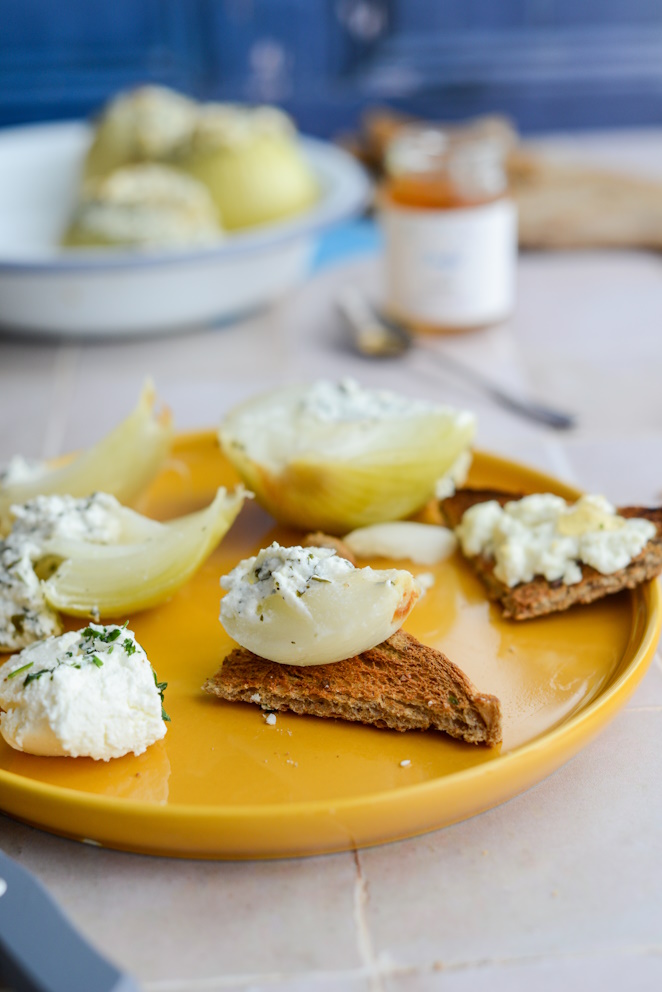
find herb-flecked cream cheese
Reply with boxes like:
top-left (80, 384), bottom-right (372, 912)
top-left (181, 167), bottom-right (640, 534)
top-left (0, 623), bottom-right (168, 760)
top-left (455, 493), bottom-right (656, 587)
top-left (219, 542), bottom-right (419, 666)
top-left (0, 493), bottom-right (122, 650)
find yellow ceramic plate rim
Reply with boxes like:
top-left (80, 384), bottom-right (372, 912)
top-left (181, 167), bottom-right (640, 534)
top-left (0, 581), bottom-right (657, 818)
top-left (0, 440), bottom-right (659, 854)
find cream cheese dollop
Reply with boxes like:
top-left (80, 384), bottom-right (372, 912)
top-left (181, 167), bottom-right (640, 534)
top-left (220, 542), bottom-right (419, 665)
top-left (10, 492), bottom-right (123, 547)
top-left (0, 623), bottom-right (168, 760)
top-left (0, 456), bottom-right (46, 489)
top-left (221, 378), bottom-right (474, 472)
top-left (456, 493), bottom-right (657, 587)
top-left (0, 493), bottom-right (123, 650)
top-left (299, 377), bottom-right (443, 424)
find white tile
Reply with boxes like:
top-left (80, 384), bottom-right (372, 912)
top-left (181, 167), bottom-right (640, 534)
top-left (561, 436), bottom-right (662, 507)
top-left (513, 253), bottom-right (662, 438)
top-left (0, 967), bottom-right (371, 992)
top-left (144, 974), bottom-right (370, 992)
top-left (627, 651), bottom-right (662, 708)
top-left (383, 951), bottom-right (662, 992)
top-left (360, 709), bottom-right (662, 970)
top-left (0, 340), bottom-right (64, 459)
top-left (0, 821), bottom-right (361, 983)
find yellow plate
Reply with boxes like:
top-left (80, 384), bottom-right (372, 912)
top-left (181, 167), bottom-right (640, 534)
top-left (0, 432), bottom-right (659, 859)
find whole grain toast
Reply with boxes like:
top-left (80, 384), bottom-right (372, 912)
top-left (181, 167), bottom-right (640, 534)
top-left (441, 488), bottom-right (662, 620)
top-left (203, 628), bottom-right (502, 746)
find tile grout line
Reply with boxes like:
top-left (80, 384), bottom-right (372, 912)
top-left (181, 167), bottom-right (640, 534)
top-left (353, 849), bottom-right (385, 992)
top-left (41, 344), bottom-right (81, 460)
top-left (140, 941), bottom-right (662, 991)
top-left (414, 942), bottom-right (662, 977)
top-left (142, 966), bottom-right (369, 991)
top-left (143, 850), bottom-right (386, 992)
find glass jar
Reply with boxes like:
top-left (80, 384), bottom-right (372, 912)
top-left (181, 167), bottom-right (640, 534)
top-left (379, 122), bottom-right (517, 333)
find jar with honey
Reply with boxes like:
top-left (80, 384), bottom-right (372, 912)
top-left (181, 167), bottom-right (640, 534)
top-left (379, 122), bottom-right (517, 333)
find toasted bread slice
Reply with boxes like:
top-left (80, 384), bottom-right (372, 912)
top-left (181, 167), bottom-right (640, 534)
top-left (203, 628), bottom-right (502, 746)
top-left (441, 488), bottom-right (662, 620)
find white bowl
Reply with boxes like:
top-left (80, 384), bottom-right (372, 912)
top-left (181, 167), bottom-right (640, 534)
top-left (0, 121), bottom-right (370, 337)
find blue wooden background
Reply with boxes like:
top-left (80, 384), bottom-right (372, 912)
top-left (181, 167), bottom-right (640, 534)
top-left (2, 0), bottom-right (662, 135)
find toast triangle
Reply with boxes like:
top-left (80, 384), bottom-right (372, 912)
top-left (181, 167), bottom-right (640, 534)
top-left (441, 488), bottom-right (662, 620)
top-left (203, 628), bottom-right (502, 746)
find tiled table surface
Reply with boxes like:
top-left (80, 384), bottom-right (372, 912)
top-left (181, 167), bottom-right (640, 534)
top-left (2, 131), bottom-right (662, 991)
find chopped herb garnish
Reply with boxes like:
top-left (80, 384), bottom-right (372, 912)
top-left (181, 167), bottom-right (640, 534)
top-left (153, 670), bottom-right (170, 722)
top-left (122, 638), bottom-right (136, 656)
top-left (96, 627), bottom-right (120, 643)
top-left (24, 668), bottom-right (51, 687)
top-left (10, 614), bottom-right (25, 635)
top-left (91, 655), bottom-right (103, 668)
top-left (6, 662), bottom-right (33, 680)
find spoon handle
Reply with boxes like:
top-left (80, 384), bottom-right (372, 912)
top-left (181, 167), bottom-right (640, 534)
top-left (417, 343), bottom-right (576, 431)
top-left (341, 289), bottom-right (577, 431)
top-left (0, 849), bottom-right (140, 992)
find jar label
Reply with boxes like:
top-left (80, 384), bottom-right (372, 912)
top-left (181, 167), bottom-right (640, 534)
top-left (382, 199), bottom-right (517, 328)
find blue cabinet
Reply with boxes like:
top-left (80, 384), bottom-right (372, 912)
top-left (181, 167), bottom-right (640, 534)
top-left (2, 1), bottom-right (662, 133)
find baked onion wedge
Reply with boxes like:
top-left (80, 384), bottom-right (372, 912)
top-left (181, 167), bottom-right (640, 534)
top-left (42, 486), bottom-right (247, 617)
top-left (0, 381), bottom-right (173, 535)
top-left (219, 381), bottom-right (475, 534)
top-left (220, 543), bottom-right (419, 666)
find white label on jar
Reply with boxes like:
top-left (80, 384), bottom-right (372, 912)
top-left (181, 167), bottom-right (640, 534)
top-left (382, 198), bottom-right (517, 327)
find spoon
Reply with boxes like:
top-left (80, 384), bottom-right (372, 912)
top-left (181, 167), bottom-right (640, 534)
top-left (337, 288), bottom-right (576, 431)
